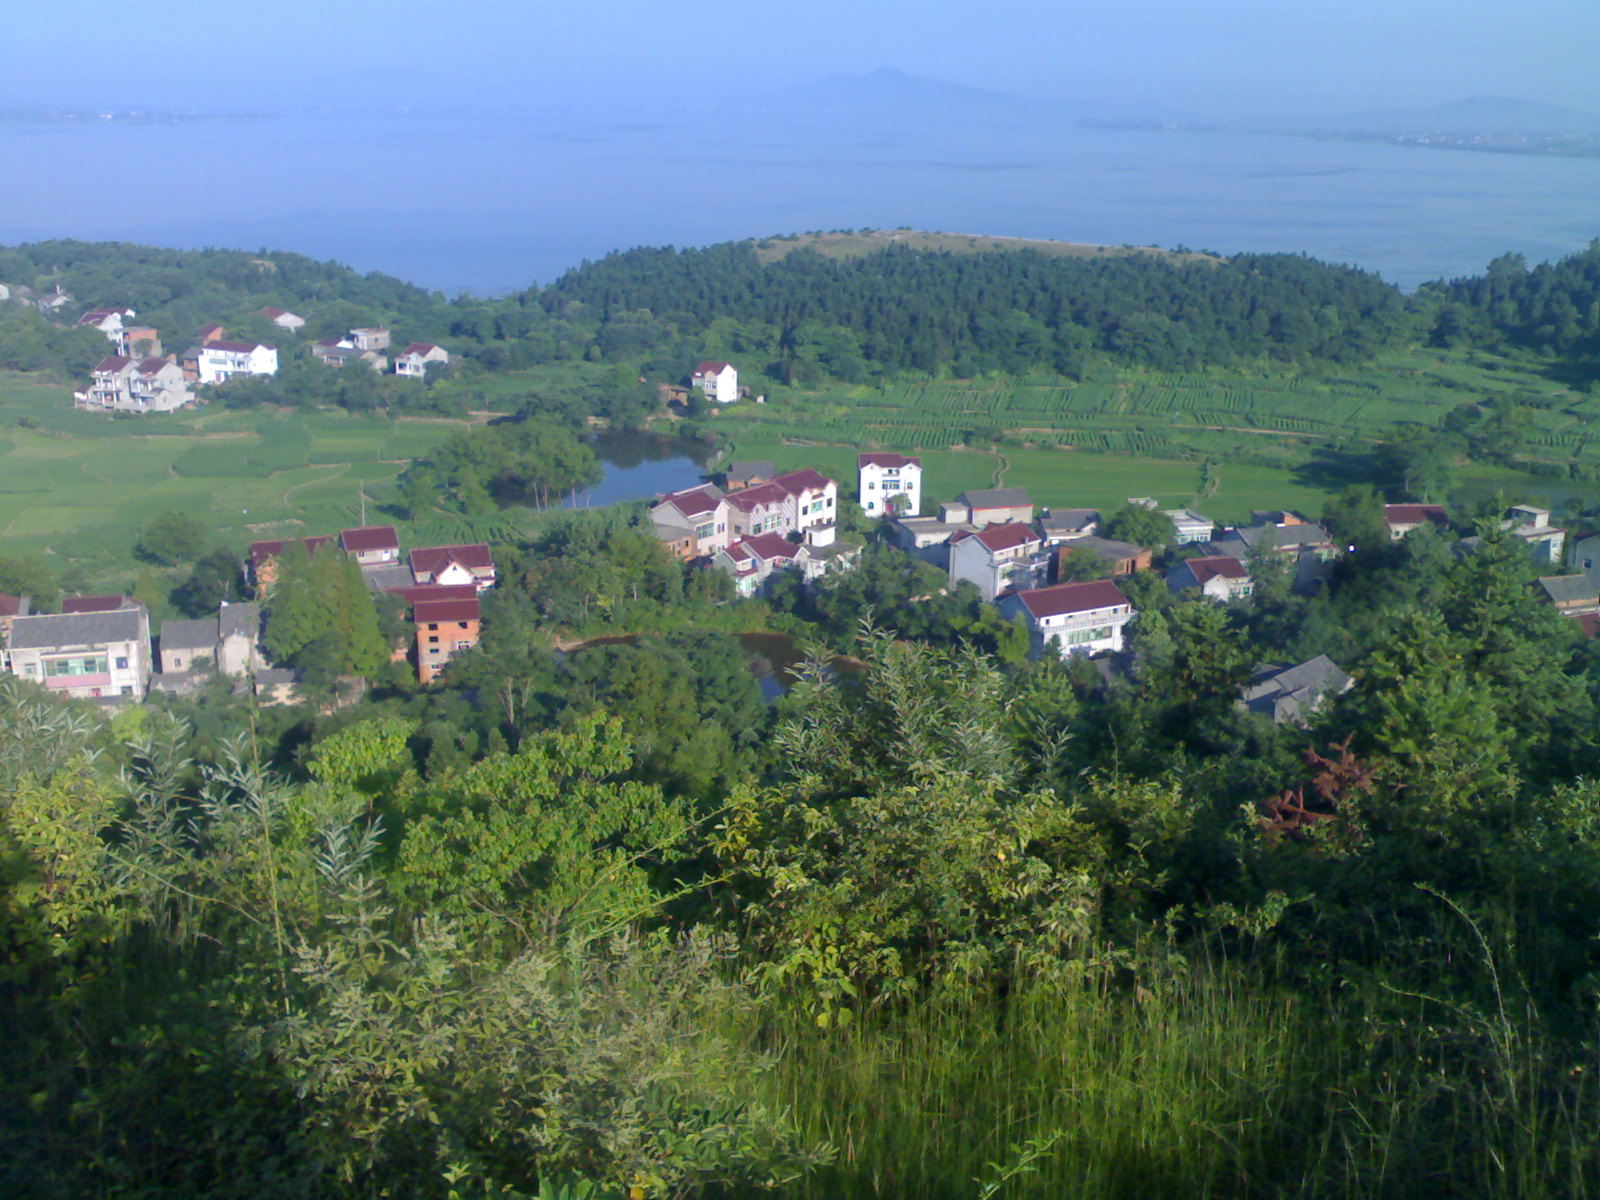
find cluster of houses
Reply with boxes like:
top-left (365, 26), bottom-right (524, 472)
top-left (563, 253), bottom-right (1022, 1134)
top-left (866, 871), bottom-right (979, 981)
top-left (247, 525), bottom-right (495, 685)
top-left (66, 304), bottom-right (450, 415)
top-left (645, 448), bottom-right (1598, 725)
top-left (0, 527), bottom-right (497, 707)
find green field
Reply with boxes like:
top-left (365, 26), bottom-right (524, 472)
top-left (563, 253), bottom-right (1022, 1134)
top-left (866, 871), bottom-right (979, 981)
top-left (714, 348), bottom-right (1600, 522)
top-left (0, 373), bottom-right (498, 590)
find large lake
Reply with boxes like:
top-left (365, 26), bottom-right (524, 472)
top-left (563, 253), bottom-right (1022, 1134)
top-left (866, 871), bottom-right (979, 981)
top-left (0, 108), bottom-right (1596, 293)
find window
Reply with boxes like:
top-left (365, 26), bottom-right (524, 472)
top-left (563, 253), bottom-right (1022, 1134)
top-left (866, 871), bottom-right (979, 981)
top-left (457, 621), bottom-right (468, 630)
top-left (428, 635), bottom-right (439, 644)
top-left (45, 655), bottom-right (109, 678)
top-left (115, 656), bottom-right (129, 670)
top-left (1066, 626), bottom-right (1113, 645)
top-left (455, 640), bottom-right (472, 651)
top-left (121, 686), bottom-right (133, 696)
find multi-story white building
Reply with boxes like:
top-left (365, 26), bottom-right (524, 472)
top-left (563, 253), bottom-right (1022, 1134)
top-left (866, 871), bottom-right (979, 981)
top-left (76, 355), bottom-right (193, 414)
top-left (394, 342), bottom-right (450, 377)
top-left (196, 341), bottom-right (279, 384)
top-left (651, 485), bottom-right (731, 559)
top-left (1001, 579), bottom-right (1134, 659)
top-left (858, 452), bottom-right (922, 517)
top-left (948, 522), bottom-right (1049, 601)
top-left (4, 607), bottom-right (152, 702)
top-left (691, 360), bottom-right (739, 404)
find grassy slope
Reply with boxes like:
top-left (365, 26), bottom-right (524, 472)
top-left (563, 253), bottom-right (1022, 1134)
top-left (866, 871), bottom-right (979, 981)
top-left (751, 229), bottom-right (1216, 266)
top-left (710, 347), bottom-right (1595, 523)
top-left (0, 373), bottom-right (493, 590)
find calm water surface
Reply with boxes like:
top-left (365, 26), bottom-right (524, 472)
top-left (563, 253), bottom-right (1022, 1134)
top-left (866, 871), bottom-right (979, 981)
top-left (0, 111), bottom-right (1594, 292)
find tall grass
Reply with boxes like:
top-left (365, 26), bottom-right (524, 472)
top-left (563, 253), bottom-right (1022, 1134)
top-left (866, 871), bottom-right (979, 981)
top-left (738, 959), bottom-right (1600, 1200)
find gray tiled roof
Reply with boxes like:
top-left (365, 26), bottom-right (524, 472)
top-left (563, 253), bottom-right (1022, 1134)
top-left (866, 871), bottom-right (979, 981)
top-left (160, 618), bottom-right (217, 653)
top-left (959, 487), bottom-right (1032, 509)
top-left (217, 603), bottom-right (260, 640)
top-left (8, 609), bottom-right (146, 650)
top-left (1539, 575), bottom-right (1599, 606)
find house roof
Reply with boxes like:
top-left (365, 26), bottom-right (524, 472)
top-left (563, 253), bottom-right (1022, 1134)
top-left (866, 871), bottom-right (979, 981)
top-left (1225, 522), bottom-right (1332, 551)
top-left (1038, 508), bottom-right (1101, 533)
top-left (93, 355), bottom-right (134, 373)
top-left (743, 532), bottom-right (798, 561)
top-left (959, 522), bottom-right (1039, 553)
top-left (694, 360), bottom-right (733, 374)
top-left (657, 484), bottom-right (724, 519)
top-left (204, 340), bottom-right (268, 354)
top-left (1384, 503), bottom-right (1448, 526)
top-left (249, 535), bottom-right (335, 570)
top-left (1184, 555), bottom-right (1249, 583)
top-left (409, 543), bottom-right (494, 576)
top-left (61, 594), bottom-right (134, 614)
top-left (135, 357), bottom-right (172, 375)
top-left (726, 480), bottom-right (790, 512)
top-left (1243, 655), bottom-right (1352, 721)
top-left (340, 525), bottom-right (400, 553)
top-left (160, 617), bottom-right (217, 653)
top-left (399, 342), bottom-right (440, 357)
top-left (414, 598), bottom-right (480, 624)
top-left (217, 602), bottom-right (259, 640)
top-left (0, 593), bottom-right (29, 618)
top-left (859, 452), bottom-right (920, 470)
top-left (773, 468), bottom-right (833, 494)
top-left (726, 460), bottom-right (774, 481)
top-left (1017, 579), bottom-right (1129, 619)
top-left (8, 608), bottom-right (146, 650)
top-left (1538, 575), bottom-right (1599, 606)
top-left (78, 308), bottom-right (129, 325)
top-left (1068, 536), bottom-right (1145, 562)
top-left (959, 487), bottom-right (1032, 511)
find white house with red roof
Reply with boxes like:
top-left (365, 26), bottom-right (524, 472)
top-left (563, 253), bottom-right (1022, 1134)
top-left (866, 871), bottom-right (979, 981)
top-left (1166, 554), bottom-right (1253, 602)
top-left (651, 485), bottom-right (730, 559)
top-left (1000, 579), bottom-right (1135, 659)
top-left (1382, 503), bottom-right (1449, 541)
top-left (259, 306), bottom-right (306, 331)
top-left (948, 522), bottom-right (1048, 601)
top-left (691, 360), bottom-right (739, 404)
top-left (340, 525), bottom-right (402, 568)
top-left (858, 452), bottom-right (922, 517)
top-left (76, 354), bottom-right (193, 414)
top-left (77, 308), bottom-right (136, 336)
top-left (712, 533), bottom-right (802, 597)
top-left (409, 543), bottom-right (496, 592)
top-left (196, 341), bottom-right (278, 384)
top-left (725, 469), bottom-right (838, 539)
top-left (394, 342), bottom-right (450, 377)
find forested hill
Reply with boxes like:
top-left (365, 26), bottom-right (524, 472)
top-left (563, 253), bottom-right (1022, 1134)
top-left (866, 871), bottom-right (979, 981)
top-left (0, 239), bottom-right (444, 346)
top-left (539, 241), bottom-right (1415, 376)
top-left (1426, 239), bottom-right (1600, 365)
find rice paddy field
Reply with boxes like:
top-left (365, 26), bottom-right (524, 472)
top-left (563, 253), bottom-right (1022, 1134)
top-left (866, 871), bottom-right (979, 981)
top-left (0, 372), bottom-right (518, 589)
top-left (714, 348), bottom-right (1600, 520)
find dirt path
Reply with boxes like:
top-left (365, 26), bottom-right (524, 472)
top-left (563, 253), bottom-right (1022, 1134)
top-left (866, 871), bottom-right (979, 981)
top-left (280, 462), bottom-right (349, 508)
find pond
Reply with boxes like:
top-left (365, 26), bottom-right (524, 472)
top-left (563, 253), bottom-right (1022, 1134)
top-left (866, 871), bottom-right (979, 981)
top-left (561, 630), bottom-right (854, 704)
top-left (565, 429), bottom-right (715, 509)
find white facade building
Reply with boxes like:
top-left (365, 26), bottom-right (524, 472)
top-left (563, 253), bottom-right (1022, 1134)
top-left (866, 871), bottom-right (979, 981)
top-left (1002, 579), bottom-right (1135, 659)
top-left (858, 452), bottom-right (922, 517)
top-left (395, 342), bottom-right (450, 377)
top-left (692, 360), bottom-right (739, 404)
top-left (196, 341), bottom-right (279, 384)
top-left (5, 607), bottom-right (152, 702)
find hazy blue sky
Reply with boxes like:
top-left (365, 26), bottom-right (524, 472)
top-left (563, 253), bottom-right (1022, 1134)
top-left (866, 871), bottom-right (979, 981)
top-left (6, 0), bottom-right (1598, 117)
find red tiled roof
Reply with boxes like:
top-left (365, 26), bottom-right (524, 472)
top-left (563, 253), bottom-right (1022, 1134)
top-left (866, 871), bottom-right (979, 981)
top-left (0, 593), bottom-right (27, 618)
top-left (93, 355), bottom-right (133, 373)
top-left (693, 360), bottom-right (732, 375)
top-left (61, 594), bottom-right (130, 613)
top-left (1185, 555), bottom-right (1249, 583)
top-left (743, 532), bottom-right (798, 561)
top-left (249, 535), bottom-right (334, 569)
top-left (414, 598), bottom-right (480, 624)
top-left (725, 480), bottom-right (789, 513)
top-left (340, 525), bottom-right (400, 553)
top-left (205, 340), bottom-right (266, 354)
top-left (859, 452), bottom-right (920, 470)
top-left (1578, 613), bottom-right (1600, 639)
top-left (1018, 579), bottom-right (1129, 619)
top-left (972, 522), bottom-right (1040, 553)
top-left (260, 306), bottom-right (287, 318)
top-left (1383, 504), bottom-right (1448, 526)
top-left (198, 323), bottom-right (224, 335)
top-left (658, 486), bottom-right (723, 519)
top-left (400, 342), bottom-right (439, 356)
top-left (774, 468), bottom-right (833, 494)
top-left (136, 357), bottom-right (170, 374)
top-left (409, 543), bottom-right (494, 577)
